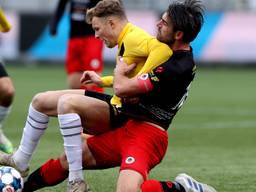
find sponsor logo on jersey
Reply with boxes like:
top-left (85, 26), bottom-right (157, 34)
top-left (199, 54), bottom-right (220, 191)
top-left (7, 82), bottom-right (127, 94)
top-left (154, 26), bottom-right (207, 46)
top-left (138, 74), bottom-right (149, 80)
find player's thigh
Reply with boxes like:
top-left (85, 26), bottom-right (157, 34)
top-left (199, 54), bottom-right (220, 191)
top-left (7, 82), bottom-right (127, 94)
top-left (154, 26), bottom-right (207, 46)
top-left (116, 170), bottom-right (144, 192)
top-left (32, 89), bottom-right (85, 116)
top-left (73, 95), bottom-right (111, 134)
top-left (57, 93), bottom-right (111, 134)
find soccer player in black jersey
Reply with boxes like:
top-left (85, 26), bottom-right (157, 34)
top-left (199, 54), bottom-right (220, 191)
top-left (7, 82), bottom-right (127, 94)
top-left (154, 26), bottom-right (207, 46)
top-left (50, 0), bottom-right (104, 91)
top-left (0, 0), bottom-right (217, 192)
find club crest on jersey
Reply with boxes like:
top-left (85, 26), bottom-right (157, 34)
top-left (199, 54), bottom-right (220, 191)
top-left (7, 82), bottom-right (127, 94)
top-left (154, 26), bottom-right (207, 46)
top-left (138, 74), bottom-right (149, 80)
top-left (125, 156), bottom-right (135, 164)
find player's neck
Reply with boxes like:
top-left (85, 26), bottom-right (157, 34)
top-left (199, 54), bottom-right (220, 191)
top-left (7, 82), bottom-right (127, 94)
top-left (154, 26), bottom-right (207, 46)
top-left (171, 42), bottom-right (190, 51)
top-left (116, 19), bottom-right (129, 37)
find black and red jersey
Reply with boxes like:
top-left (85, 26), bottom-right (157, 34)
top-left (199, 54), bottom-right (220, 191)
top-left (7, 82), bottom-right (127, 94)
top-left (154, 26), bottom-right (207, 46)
top-left (119, 49), bottom-right (196, 130)
top-left (50, 0), bottom-right (100, 38)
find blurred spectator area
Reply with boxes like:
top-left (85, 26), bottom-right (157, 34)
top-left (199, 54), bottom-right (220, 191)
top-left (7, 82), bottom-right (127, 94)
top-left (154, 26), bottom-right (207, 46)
top-left (1, 0), bottom-right (256, 65)
top-left (2, 0), bottom-right (256, 12)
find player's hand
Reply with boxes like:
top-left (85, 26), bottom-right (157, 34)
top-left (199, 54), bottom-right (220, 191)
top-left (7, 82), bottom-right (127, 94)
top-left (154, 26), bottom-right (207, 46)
top-left (80, 70), bottom-right (102, 86)
top-left (115, 56), bottom-right (136, 75)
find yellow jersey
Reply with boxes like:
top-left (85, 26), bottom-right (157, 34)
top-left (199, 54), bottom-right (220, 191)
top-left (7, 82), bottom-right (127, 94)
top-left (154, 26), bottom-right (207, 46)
top-left (101, 22), bottom-right (172, 106)
top-left (0, 8), bottom-right (11, 32)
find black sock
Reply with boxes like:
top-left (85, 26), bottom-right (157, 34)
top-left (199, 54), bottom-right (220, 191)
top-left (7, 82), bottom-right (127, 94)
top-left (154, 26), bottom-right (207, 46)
top-left (160, 181), bottom-right (186, 192)
top-left (23, 168), bottom-right (47, 192)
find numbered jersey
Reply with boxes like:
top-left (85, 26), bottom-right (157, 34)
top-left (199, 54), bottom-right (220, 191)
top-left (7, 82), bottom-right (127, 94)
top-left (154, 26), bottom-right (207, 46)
top-left (119, 49), bottom-right (196, 130)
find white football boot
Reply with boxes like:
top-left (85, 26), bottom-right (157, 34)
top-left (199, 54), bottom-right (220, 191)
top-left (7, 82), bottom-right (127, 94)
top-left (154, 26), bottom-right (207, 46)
top-left (175, 173), bottom-right (217, 192)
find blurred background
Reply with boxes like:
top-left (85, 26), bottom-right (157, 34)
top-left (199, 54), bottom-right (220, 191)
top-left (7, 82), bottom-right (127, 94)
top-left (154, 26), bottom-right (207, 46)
top-left (1, 0), bottom-right (256, 66)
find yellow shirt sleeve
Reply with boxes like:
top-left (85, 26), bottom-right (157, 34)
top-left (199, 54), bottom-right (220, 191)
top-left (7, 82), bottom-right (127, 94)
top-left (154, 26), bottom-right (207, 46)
top-left (0, 8), bottom-right (11, 33)
top-left (121, 26), bottom-right (172, 76)
top-left (138, 38), bottom-right (173, 75)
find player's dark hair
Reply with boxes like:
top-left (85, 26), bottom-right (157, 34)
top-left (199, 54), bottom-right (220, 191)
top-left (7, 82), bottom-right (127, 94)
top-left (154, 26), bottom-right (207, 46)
top-left (167, 0), bottom-right (204, 43)
top-left (86, 0), bottom-right (126, 24)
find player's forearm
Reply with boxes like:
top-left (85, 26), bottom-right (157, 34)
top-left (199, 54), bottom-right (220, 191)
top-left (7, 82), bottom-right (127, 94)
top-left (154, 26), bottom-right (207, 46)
top-left (113, 71), bottom-right (141, 97)
top-left (114, 58), bottom-right (143, 97)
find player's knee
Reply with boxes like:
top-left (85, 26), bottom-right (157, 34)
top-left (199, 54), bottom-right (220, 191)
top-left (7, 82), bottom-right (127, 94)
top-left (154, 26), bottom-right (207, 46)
top-left (57, 94), bottom-right (78, 114)
top-left (32, 91), bottom-right (50, 111)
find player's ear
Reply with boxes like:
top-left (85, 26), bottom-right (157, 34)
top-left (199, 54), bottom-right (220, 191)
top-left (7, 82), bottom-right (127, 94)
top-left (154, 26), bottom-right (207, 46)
top-left (174, 31), bottom-right (183, 41)
top-left (108, 18), bottom-right (116, 29)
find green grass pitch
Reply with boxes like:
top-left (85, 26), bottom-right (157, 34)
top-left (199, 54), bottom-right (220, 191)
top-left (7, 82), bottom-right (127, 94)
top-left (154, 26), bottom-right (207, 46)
top-left (3, 65), bottom-right (256, 192)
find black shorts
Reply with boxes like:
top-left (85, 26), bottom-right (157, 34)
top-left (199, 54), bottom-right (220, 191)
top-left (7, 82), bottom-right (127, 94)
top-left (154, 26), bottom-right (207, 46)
top-left (0, 62), bottom-right (9, 78)
top-left (84, 90), bottom-right (128, 129)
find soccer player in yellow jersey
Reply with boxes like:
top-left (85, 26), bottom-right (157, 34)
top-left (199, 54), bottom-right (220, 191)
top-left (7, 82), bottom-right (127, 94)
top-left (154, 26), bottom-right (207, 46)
top-left (0, 7), bottom-right (15, 154)
top-left (84, 0), bottom-right (172, 106)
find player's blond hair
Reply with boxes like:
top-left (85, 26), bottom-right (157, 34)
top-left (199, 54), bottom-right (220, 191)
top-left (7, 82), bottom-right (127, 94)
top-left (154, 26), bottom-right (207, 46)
top-left (86, 0), bottom-right (126, 24)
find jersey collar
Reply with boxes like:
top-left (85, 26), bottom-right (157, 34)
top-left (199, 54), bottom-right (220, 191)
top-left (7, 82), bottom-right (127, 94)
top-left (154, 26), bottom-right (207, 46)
top-left (117, 22), bottom-right (133, 47)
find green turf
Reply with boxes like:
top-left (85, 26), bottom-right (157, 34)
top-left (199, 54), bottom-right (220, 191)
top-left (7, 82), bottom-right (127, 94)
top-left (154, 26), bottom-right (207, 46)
top-left (3, 65), bottom-right (256, 192)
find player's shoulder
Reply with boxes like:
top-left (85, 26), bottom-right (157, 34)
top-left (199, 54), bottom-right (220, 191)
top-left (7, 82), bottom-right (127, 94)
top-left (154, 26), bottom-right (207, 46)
top-left (149, 38), bottom-right (171, 49)
top-left (126, 23), bottom-right (154, 42)
top-left (124, 24), bottom-right (158, 49)
top-left (163, 50), bottom-right (195, 74)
